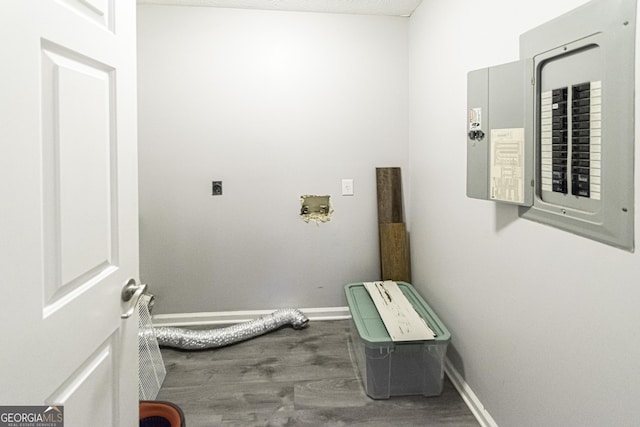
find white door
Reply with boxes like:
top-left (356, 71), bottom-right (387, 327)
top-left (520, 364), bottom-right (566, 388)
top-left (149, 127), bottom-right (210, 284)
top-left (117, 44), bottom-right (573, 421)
top-left (0, 1), bottom-right (139, 426)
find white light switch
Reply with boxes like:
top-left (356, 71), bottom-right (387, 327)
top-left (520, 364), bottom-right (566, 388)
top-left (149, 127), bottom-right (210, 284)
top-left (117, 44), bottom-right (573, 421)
top-left (342, 179), bottom-right (354, 196)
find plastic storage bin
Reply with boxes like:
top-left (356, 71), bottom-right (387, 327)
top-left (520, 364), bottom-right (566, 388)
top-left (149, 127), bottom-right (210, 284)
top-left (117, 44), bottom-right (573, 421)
top-left (345, 282), bottom-right (451, 399)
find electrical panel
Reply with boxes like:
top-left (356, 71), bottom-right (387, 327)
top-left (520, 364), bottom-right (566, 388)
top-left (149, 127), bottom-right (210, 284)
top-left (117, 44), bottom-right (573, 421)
top-left (466, 0), bottom-right (636, 251)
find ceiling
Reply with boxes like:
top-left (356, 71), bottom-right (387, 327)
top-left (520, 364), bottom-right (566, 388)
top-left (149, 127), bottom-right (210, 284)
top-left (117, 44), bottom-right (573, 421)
top-left (137, 0), bottom-right (424, 17)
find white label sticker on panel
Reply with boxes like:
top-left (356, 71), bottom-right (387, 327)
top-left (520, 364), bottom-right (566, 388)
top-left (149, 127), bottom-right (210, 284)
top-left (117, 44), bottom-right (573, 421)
top-left (468, 107), bottom-right (482, 131)
top-left (490, 128), bottom-right (525, 204)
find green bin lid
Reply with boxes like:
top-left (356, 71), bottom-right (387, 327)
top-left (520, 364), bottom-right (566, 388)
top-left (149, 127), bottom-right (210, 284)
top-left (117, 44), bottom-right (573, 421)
top-left (344, 282), bottom-right (451, 344)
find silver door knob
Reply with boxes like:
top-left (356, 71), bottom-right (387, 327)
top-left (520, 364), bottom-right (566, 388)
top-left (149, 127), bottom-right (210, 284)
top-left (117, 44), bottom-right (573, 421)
top-left (121, 278), bottom-right (148, 319)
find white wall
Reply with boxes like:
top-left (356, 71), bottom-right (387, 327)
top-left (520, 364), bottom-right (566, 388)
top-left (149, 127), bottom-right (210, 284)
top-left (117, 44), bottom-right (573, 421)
top-left (137, 6), bottom-right (409, 313)
top-left (409, 0), bottom-right (640, 426)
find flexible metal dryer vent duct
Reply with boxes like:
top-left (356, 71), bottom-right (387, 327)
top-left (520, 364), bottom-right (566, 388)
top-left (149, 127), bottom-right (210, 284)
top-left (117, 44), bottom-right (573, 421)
top-left (154, 308), bottom-right (309, 350)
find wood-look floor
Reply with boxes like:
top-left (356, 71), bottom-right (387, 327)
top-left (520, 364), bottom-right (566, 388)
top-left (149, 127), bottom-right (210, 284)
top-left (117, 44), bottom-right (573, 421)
top-left (157, 320), bottom-right (479, 427)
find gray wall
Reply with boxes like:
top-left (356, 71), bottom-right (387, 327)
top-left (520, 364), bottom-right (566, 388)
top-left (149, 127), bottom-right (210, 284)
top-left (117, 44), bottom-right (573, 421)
top-left (137, 6), bottom-right (409, 313)
top-left (409, 0), bottom-right (640, 425)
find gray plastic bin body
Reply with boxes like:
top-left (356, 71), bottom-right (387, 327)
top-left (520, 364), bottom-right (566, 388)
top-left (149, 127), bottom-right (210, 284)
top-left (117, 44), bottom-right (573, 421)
top-left (345, 282), bottom-right (451, 399)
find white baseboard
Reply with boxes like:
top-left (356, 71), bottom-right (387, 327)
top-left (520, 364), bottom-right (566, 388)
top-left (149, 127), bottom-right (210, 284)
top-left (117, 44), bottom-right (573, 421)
top-left (444, 358), bottom-right (499, 427)
top-left (151, 306), bottom-right (351, 327)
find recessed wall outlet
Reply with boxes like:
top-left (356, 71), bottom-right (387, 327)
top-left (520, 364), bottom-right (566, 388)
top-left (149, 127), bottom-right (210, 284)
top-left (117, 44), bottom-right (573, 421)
top-left (212, 181), bottom-right (223, 196)
top-left (300, 195), bottom-right (333, 223)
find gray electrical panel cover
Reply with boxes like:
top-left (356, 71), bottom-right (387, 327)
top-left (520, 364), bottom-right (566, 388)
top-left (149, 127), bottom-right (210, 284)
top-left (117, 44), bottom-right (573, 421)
top-left (467, 60), bottom-right (534, 206)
